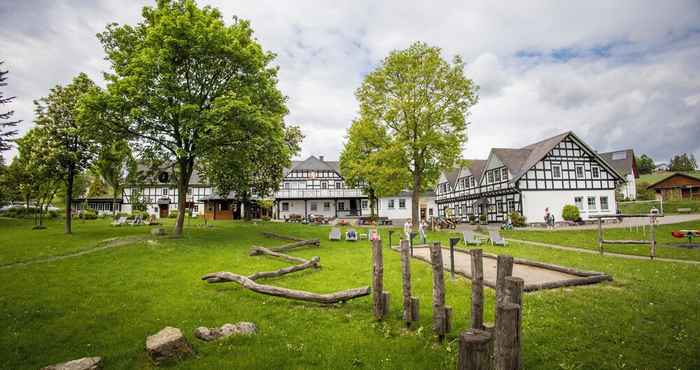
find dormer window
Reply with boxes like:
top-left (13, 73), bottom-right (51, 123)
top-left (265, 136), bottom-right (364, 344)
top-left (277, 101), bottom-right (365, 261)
top-left (158, 172), bottom-right (169, 183)
top-left (501, 168), bottom-right (508, 180)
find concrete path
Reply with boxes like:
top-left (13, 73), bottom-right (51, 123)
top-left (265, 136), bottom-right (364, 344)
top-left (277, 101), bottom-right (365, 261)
top-left (455, 214), bottom-right (700, 232)
top-left (496, 237), bottom-right (700, 265)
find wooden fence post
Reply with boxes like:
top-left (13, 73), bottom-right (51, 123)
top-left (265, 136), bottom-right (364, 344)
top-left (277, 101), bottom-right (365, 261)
top-left (494, 302), bottom-right (520, 370)
top-left (505, 276), bottom-right (524, 370)
top-left (650, 215), bottom-right (656, 260)
top-left (400, 239), bottom-right (419, 326)
top-left (372, 238), bottom-right (388, 320)
top-left (495, 255), bottom-right (514, 306)
top-left (470, 249), bottom-right (484, 330)
top-left (598, 217), bottom-right (603, 255)
top-left (430, 241), bottom-right (451, 340)
top-left (458, 329), bottom-right (492, 370)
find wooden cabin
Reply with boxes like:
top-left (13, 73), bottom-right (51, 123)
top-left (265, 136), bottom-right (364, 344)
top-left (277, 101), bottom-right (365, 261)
top-left (647, 173), bottom-right (700, 200)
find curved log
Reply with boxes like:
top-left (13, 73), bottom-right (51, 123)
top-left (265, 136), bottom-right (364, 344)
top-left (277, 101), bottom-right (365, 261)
top-left (249, 246), bottom-right (308, 264)
top-left (247, 257), bottom-right (320, 281)
top-left (201, 272), bottom-right (370, 304)
top-left (270, 239), bottom-right (320, 252)
top-left (260, 232), bottom-right (305, 242)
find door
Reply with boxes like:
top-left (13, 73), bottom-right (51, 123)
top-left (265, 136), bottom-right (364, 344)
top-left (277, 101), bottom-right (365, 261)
top-left (159, 204), bottom-right (169, 218)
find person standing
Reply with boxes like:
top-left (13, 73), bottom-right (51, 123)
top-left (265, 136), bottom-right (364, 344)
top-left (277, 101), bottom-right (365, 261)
top-left (419, 219), bottom-right (427, 243)
top-left (404, 219), bottom-right (412, 241)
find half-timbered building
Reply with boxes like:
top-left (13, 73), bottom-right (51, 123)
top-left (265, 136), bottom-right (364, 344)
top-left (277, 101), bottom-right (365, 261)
top-left (436, 131), bottom-right (625, 223)
top-left (274, 155), bottom-right (366, 220)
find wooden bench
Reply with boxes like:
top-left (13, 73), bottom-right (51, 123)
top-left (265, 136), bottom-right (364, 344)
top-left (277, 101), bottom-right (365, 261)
top-left (677, 208), bottom-right (692, 213)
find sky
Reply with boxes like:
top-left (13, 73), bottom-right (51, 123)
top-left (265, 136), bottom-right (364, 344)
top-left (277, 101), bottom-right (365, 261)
top-left (1, 0), bottom-right (700, 165)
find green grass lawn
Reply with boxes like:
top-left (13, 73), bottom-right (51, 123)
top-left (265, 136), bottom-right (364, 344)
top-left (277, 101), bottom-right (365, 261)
top-left (1, 218), bottom-right (699, 369)
top-left (618, 200), bottom-right (700, 215)
top-left (501, 220), bottom-right (700, 261)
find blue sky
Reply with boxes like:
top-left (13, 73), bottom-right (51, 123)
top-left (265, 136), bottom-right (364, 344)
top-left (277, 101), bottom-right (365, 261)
top-left (1, 0), bottom-right (699, 164)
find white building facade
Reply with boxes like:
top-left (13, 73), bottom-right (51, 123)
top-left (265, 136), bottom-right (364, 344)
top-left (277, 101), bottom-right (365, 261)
top-left (376, 191), bottom-right (437, 221)
top-left (436, 132), bottom-right (625, 224)
top-left (599, 149), bottom-right (639, 200)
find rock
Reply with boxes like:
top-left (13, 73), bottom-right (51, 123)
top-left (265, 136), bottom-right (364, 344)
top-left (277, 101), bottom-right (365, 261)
top-left (146, 326), bottom-right (193, 365)
top-left (41, 357), bottom-right (102, 370)
top-left (194, 322), bottom-right (257, 342)
top-left (150, 227), bottom-right (166, 236)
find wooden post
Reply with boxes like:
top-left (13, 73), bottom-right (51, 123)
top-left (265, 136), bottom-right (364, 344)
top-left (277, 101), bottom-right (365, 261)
top-left (495, 255), bottom-right (514, 306)
top-left (650, 215), bottom-right (656, 260)
top-left (430, 241), bottom-right (450, 340)
top-left (494, 302), bottom-right (521, 370)
top-left (400, 239), bottom-right (419, 326)
top-left (597, 217), bottom-right (603, 255)
top-left (505, 277), bottom-right (524, 370)
top-left (449, 237), bottom-right (460, 281)
top-left (372, 238), bottom-right (387, 320)
top-left (470, 249), bottom-right (484, 330)
top-left (458, 329), bottom-right (492, 370)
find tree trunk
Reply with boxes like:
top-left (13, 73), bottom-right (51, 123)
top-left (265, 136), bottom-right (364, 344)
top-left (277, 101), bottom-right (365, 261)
top-left (174, 159), bottom-right (193, 237)
top-left (112, 187), bottom-right (119, 220)
top-left (64, 165), bottom-right (74, 234)
top-left (411, 172), bottom-right (421, 228)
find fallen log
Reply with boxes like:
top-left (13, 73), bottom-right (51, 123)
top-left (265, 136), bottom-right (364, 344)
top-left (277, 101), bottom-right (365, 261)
top-left (249, 246), bottom-right (309, 264)
top-left (247, 257), bottom-right (320, 281)
top-left (201, 272), bottom-right (370, 304)
top-left (260, 232), bottom-right (305, 242)
top-left (270, 239), bottom-right (320, 252)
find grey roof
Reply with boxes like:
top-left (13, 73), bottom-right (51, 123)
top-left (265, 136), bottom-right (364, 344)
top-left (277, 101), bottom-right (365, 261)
top-left (444, 168), bottom-right (462, 188)
top-left (439, 131), bottom-right (625, 186)
top-left (599, 149), bottom-right (638, 178)
top-left (130, 162), bottom-right (205, 186)
top-left (285, 156), bottom-right (341, 175)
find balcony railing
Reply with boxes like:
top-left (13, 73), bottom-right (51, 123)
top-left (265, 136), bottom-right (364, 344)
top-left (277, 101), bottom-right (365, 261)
top-left (275, 188), bottom-right (365, 199)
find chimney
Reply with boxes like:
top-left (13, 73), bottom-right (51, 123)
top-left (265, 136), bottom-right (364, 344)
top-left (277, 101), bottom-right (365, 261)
top-left (319, 155), bottom-right (324, 162)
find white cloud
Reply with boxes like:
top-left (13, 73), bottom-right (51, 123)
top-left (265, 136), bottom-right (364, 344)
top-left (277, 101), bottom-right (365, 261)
top-left (2, 0), bottom-right (700, 163)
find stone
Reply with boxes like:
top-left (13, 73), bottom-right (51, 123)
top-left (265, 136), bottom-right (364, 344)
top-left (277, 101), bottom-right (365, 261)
top-left (41, 357), bottom-right (102, 370)
top-left (145, 326), bottom-right (193, 365)
top-left (150, 227), bottom-right (166, 236)
top-left (194, 322), bottom-right (257, 342)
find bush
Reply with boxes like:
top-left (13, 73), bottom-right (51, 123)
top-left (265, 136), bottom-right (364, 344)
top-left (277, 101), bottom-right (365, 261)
top-left (468, 214), bottom-right (477, 224)
top-left (47, 210), bottom-right (60, 219)
top-left (562, 205), bottom-right (580, 221)
top-left (79, 209), bottom-right (98, 220)
top-left (509, 211), bottom-right (526, 227)
top-left (479, 214), bottom-right (487, 223)
top-left (261, 216), bottom-right (271, 222)
top-left (168, 210), bottom-right (178, 218)
top-left (635, 181), bottom-right (656, 201)
top-left (116, 212), bottom-right (129, 218)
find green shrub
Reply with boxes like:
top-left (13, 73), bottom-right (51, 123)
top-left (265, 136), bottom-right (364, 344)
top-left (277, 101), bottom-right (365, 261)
top-left (116, 212), bottom-right (129, 218)
top-left (47, 210), bottom-right (60, 219)
top-left (635, 181), bottom-right (656, 201)
top-left (479, 214), bottom-right (487, 223)
top-left (261, 216), bottom-right (271, 222)
top-left (468, 214), bottom-right (477, 224)
top-left (509, 211), bottom-right (526, 227)
top-left (562, 205), bottom-right (580, 221)
top-left (168, 210), bottom-right (178, 218)
top-left (79, 209), bottom-right (98, 220)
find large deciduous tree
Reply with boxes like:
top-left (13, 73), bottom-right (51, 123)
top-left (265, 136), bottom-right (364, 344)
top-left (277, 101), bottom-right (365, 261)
top-left (354, 42), bottom-right (478, 227)
top-left (0, 61), bottom-right (20, 152)
top-left (87, 0), bottom-right (292, 235)
top-left (34, 73), bottom-right (100, 234)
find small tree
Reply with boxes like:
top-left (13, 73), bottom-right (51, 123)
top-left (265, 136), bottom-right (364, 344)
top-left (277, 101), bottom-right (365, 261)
top-left (354, 42), bottom-right (479, 227)
top-left (0, 61), bottom-right (20, 152)
top-left (636, 154), bottom-right (655, 175)
top-left (34, 73), bottom-right (100, 234)
top-left (93, 140), bottom-right (134, 219)
top-left (562, 205), bottom-right (580, 221)
top-left (669, 153), bottom-right (697, 172)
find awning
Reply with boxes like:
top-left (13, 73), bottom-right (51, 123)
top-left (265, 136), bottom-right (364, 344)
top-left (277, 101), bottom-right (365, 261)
top-left (157, 198), bottom-right (171, 205)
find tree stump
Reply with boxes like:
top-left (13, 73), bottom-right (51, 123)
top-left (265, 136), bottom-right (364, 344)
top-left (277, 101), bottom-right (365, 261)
top-left (372, 238), bottom-right (387, 320)
top-left (430, 242), bottom-right (450, 339)
top-left (400, 239), bottom-right (419, 326)
top-left (458, 329), bottom-right (492, 370)
top-left (470, 249), bottom-right (485, 330)
top-left (494, 302), bottom-right (520, 370)
top-left (504, 276), bottom-right (524, 369)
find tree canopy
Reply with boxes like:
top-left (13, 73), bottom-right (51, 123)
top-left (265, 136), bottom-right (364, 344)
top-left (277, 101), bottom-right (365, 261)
top-left (0, 61), bottom-right (20, 152)
top-left (34, 73), bottom-right (100, 234)
top-left (669, 153), bottom-right (697, 172)
top-left (86, 0), bottom-right (295, 235)
top-left (350, 41), bottom-right (478, 226)
top-left (636, 154), bottom-right (655, 175)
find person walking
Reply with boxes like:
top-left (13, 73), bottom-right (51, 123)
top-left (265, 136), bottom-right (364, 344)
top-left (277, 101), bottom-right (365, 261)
top-left (403, 219), bottom-right (412, 241)
top-left (418, 219), bottom-right (427, 243)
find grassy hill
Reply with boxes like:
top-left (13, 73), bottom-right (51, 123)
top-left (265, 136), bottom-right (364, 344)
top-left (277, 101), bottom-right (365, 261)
top-left (638, 170), bottom-right (700, 184)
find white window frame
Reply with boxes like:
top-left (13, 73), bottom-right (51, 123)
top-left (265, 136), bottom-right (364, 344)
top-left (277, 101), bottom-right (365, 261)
top-left (574, 196), bottom-right (583, 209)
top-left (587, 197), bottom-right (597, 211)
top-left (323, 202), bottom-right (330, 211)
top-left (388, 199), bottom-right (395, 209)
top-left (399, 199), bottom-right (406, 209)
top-left (361, 200), bottom-right (368, 209)
top-left (592, 166), bottom-right (600, 178)
top-left (282, 202), bottom-right (289, 211)
top-left (310, 202), bottom-right (318, 211)
top-left (162, 188), bottom-right (168, 195)
top-left (600, 196), bottom-right (609, 211)
top-left (501, 168), bottom-right (508, 180)
top-left (576, 165), bottom-right (585, 178)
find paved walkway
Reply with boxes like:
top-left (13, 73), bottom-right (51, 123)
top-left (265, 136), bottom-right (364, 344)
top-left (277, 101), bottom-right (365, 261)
top-left (487, 236), bottom-right (700, 265)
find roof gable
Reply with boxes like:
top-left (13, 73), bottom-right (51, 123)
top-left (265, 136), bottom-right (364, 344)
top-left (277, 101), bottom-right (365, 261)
top-left (646, 172), bottom-right (700, 189)
top-left (599, 149), bottom-right (638, 178)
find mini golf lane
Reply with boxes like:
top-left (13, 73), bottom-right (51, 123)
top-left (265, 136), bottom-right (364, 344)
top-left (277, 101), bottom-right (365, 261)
top-left (404, 246), bottom-right (612, 292)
